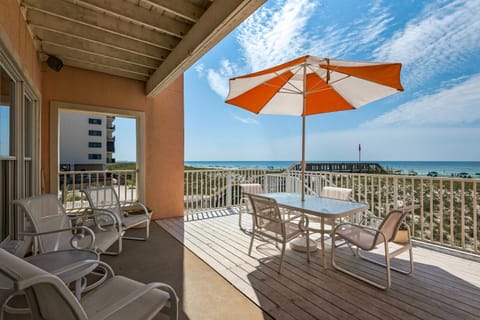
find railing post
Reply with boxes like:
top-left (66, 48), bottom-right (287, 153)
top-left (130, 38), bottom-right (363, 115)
top-left (226, 170), bottom-right (232, 207)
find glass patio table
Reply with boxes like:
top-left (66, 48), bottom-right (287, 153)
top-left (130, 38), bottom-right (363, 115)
top-left (262, 192), bottom-right (369, 268)
top-left (24, 249), bottom-right (99, 298)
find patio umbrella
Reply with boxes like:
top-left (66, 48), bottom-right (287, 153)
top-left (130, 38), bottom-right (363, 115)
top-left (225, 55), bottom-right (403, 200)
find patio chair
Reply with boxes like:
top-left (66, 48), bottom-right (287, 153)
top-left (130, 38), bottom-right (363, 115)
top-left (12, 194), bottom-right (121, 255)
top-left (247, 194), bottom-right (310, 274)
top-left (331, 207), bottom-right (414, 290)
top-left (0, 248), bottom-right (178, 320)
top-left (238, 183), bottom-right (264, 231)
top-left (308, 187), bottom-right (353, 237)
top-left (82, 186), bottom-right (151, 243)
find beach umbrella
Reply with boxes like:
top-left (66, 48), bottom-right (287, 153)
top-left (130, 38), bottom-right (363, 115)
top-left (225, 55), bottom-right (403, 200)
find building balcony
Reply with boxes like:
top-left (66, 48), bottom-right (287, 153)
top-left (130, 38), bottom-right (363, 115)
top-left (50, 168), bottom-right (480, 319)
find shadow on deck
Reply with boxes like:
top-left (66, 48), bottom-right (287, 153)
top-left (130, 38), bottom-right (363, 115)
top-left (157, 208), bottom-right (480, 320)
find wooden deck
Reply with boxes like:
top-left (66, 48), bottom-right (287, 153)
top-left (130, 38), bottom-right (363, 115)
top-left (157, 208), bottom-right (480, 320)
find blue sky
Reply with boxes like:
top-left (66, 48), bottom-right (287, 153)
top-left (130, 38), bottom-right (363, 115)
top-left (113, 0), bottom-right (480, 162)
top-left (183, 0), bottom-right (480, 162)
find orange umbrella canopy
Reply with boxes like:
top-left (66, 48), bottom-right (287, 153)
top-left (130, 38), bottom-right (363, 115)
top-left (225, 55), bottom-right (403, 200)
top-left (225, 55), bottom-right (403, 116)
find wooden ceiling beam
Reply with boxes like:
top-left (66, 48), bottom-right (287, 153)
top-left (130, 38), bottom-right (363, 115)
top-left (27, 11), bottom-right (169, 60)
top-left (60, 57), bottom-right (149, 81)
top-left (32, 28), bottom-right (161, 69)
top-left (41, 42), bottom-right (153, 77)
top-left (142, 0), bottom-right (205, 23)
top-left (75, 0), bottom-right (190, 38)
top-left (22, 0), bottom-right (179, 50)
top-left (146, 0), bottom-right (266, 96)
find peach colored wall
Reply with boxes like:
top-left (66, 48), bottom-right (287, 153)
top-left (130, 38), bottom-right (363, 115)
top-left (0, 0), bottom-right (42, 92)
top-left (42, 65), bottom-right (185, 218)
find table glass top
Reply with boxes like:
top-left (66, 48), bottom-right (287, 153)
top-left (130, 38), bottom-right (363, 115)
top-left (263, 192), bottom-right (368, 217)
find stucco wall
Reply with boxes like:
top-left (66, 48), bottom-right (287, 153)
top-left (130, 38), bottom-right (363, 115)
top-left (0, 0), bottom-right (42, 93)
top-left (42, 65), bottom-right (184, 219)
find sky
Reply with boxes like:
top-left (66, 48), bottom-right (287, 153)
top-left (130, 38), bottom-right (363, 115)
top-left (181, 0), bottom-right (480, 162)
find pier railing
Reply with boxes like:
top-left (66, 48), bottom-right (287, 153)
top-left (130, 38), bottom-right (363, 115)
top-left (183, 168), bottom-right (479, 255)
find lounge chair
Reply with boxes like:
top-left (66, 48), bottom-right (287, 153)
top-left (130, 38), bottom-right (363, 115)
top-left (82, 186), bottom-right (151, 244)
top-left (0, 248), bottom-right (178, 320)
top-left (12, 194), bottom-right (121, 255)
top-left (331, 206), bottom-right (415, 289)
top-left (247, 194), bottom-right (310, 273)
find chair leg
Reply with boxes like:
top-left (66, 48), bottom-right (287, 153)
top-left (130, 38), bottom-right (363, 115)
top-left (331, 235), bottom-right (391, 290)
top-left (123, 221), bottom-right (150, 241)
top-left (278, 241), bottom-right (286, 273)
top-left (103, 236), bottom-right (123, 255)
top-left (248, 228), bottom-right (255, 256)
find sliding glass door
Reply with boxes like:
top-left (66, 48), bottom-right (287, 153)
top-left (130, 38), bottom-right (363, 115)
top-left (0, 61), bottom-right (39, 241)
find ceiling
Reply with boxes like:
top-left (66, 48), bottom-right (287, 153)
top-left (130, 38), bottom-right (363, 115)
top-left (19, 0), bottom-right (265, 96)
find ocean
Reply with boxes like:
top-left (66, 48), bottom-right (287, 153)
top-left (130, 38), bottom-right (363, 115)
top-left (185, 161), bottom-right (480, 177)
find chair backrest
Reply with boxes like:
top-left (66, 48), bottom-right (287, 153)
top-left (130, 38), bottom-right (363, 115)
top-left (83, 186), bottom-right (123, 223)
top-left (0, 248), bottom-right (87, 320)
top-left (320, 187), bottom-right (352, 201)
top-left (247, 194), bottom-right (283, 234)
top-left (239, 183), bottom-right (264, 195)
top-left (376, 209), bottom-right (408, 243)
top-left (13, 194), bottom-right (73, 253)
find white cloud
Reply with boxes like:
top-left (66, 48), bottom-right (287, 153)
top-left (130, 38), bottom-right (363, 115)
top-left (362, 73), bottom-right (480, 128)
top-left (194, 63), bottom-right (205, 78)
top-left (203, 0), bottom-right (395, 98)
top-left (374, 0), bottom-right (480, 87)
top-left (205, 59), bottom-right (240, 97)
top-left (236, 0), bottom-right (317, 71)
top-left (231, 113), bottom-right (260, 125)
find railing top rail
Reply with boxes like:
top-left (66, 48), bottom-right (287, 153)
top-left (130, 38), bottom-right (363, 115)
top-left (58, 169), bottom-right (138, 174)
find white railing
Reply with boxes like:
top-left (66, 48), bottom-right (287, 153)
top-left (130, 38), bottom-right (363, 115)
top-left (184, 169), bottom-right (267, 214)
top-left (183, 168), bottom-right (479, 255)
top-left (274, 171), bottom-right (480, 254)
top-left (58, 170), bottom-right (138, 210)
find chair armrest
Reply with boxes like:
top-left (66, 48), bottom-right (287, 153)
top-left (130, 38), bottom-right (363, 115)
top-left (84, 208), bottom-right (121, 229)
top-left (89, 281), bottom-right (178, 320)
top-left (333, 222), bottom-right (379, 235)
top-left (399, 204), bottom-right (420, 212)
top-left (19, 226), bottom-right (96, 250)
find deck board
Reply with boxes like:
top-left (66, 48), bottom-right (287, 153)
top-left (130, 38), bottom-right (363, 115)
top-left (157, 209), bottom-right (480, 320)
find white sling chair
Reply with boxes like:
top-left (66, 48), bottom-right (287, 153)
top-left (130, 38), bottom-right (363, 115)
top-left (82, 187), bottom-right (151, 244)
top-left (0, 248), bottom-right (178, 320)
top-left (238, 183), bottom-right (264, 231)
top-left (308, 187), bottom-right (353, 238)
top-left (331, 207), bottom-right (415, 290)
top-left (248, 194), bottom-right (310, 274)
top-left (12, 194), bottom-right (121, 255)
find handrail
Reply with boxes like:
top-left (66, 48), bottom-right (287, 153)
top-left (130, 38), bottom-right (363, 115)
top-left (57, 169), bottom-right (138, 210)
top-left (183, 168), bottom-right (479, 255)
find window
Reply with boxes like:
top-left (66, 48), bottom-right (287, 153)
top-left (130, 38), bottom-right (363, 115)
top-left (88, 130), bottom-right (102, 136)
top-left (88, 118), bottom-right (102, 125)
top-left (88, 142), bottom-right (102, 148)
top-left (88, 154), bottom-right (102, 160)
top-left (0, 68), bottom-right (13, 157)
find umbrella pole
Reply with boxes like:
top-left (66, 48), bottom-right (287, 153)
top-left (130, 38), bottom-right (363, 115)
top-left (301, 115), bottom-right (306, 201)
top-left (301, 62), bottom-right (307, 201)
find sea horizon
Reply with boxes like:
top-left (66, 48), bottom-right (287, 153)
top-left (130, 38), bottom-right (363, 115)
top-left (185, 160), bottom-right (480, 177)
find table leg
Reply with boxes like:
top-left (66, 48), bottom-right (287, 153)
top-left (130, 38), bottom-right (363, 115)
top-left (74, 279), bottom-right (82, 299)
top-left (321, 217), bottom-right (327, 269)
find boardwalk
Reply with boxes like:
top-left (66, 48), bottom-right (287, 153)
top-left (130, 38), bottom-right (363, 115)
top-left (158, 209), bottom-right (480, 320)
